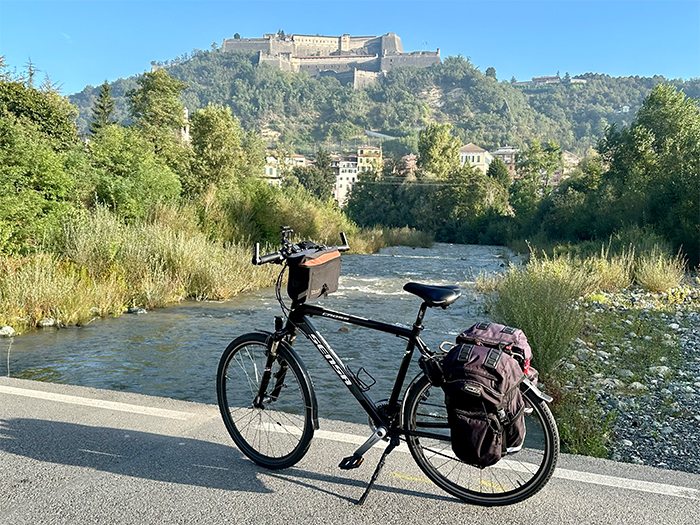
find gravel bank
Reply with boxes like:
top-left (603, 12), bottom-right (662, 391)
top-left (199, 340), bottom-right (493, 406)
top-left (566, 286), bottom-right (700, 473)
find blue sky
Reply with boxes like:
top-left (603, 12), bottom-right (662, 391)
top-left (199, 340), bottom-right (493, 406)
top-left (1, 0), bottom-right (698, 95)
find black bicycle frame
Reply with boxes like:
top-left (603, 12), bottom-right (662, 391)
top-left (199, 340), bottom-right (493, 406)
top-left (286, 302), bottom-right (431, 430)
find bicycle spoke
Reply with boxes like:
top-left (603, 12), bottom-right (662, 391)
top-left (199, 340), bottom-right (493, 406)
top-left (217, 335), bottom-right (313, 468)
top-left (405, 376), bottom-right (558, 505)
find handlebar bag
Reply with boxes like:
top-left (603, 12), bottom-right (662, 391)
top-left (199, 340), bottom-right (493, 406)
top-left (287, 248), bottom-right (341, 304)
top-left (442, 343), bottom-right (526, 468)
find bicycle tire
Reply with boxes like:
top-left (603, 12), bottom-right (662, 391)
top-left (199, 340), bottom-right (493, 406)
top-left (217, 332), bottom-right (315, 469)
top-left (403, 375), bottom-right (559, 506)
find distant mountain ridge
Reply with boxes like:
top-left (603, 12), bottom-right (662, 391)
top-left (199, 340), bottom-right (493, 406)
top-left (68, 47), bottom-right (699, 155)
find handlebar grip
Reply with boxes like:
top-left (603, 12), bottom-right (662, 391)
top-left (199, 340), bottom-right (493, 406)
top-left (338, 231), bottom-right (350, 252)
top-left (252, 243), bottom-right (283, 265)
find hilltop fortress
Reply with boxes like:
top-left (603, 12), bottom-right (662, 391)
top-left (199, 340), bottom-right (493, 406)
top-left (221, 32), bottom-right (441, 88)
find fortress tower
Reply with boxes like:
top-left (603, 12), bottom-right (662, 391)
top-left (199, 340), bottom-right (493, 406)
top-left (221, 32), bottom-right (440, 87)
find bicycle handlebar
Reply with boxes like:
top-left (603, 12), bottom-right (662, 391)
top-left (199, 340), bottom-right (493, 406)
top-left (252, 231), bottom-right (349, 266)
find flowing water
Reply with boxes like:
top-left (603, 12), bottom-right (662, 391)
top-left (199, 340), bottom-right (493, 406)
top-left (2, 244), bottom-right (513, 424)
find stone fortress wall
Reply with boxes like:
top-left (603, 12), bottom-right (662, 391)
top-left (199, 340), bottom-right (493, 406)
top-left (221, 32), bottom-right (440, 86)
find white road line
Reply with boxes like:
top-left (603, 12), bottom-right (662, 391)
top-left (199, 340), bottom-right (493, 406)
top-left (312, 427), bottom-right (700, 500)
top-left (3, 386), bottom-right (698, 500)
top-left (0, 385), bottom-right (192, 420)
top-left (78, 449), bottom-right (123, 458)
top-left (554, 467), bottom-right (700, 501)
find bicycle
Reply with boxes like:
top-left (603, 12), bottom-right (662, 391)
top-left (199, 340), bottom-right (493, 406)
top-left (216, 228), bottom-right (559, 506)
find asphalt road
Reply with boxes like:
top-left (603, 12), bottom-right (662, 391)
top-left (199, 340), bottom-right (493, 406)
top-left (1, 376), bottom-right (699, 524)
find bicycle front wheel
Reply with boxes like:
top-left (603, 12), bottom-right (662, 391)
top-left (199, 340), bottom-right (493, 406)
top-left (403, 375), bottom-right (559, 506)
top-left (217, 333), bottom-right (314, 469)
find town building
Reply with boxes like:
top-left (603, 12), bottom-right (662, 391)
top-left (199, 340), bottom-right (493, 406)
top-left (459, 143), bottom-right (493, 174)
top-left (331, 157), bottom-right (359, 205)
top-left (262, 154), bottom-right (309, 186)
top-left (262, 156), bottom-right (282, 186)
top-left (491, 145), bottom-right (519, 179)
top-left (357, 145), bottom-right (382, 172)
top-left (221, 32), bottom-right (440, 88)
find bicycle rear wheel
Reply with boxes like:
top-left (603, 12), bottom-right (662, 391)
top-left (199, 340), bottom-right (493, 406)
top-left (217, 333), bottom-right (314, 469)
top-left (403, 375), bottom-right (559, 506)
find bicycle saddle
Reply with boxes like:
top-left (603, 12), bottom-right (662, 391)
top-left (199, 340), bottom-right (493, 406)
top-left (403, 282), bottom-right (461, 308)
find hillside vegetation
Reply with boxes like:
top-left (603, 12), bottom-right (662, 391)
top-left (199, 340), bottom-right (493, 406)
top-left (69, 49), bottom-right (699, 154)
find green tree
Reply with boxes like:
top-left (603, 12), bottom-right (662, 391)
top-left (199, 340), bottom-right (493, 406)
top-left (417, 123), bottom-right (461, 178)
top-left (597, 84), bottom-right (700, 265)
top-left (89, 80), bottom-right (116, 134)
top-left (186, 103), bottom-right (244, 194)
top-left (0, 115), bottom-right (77, 251)
top-left (240, 130), bottom-right (266, 178)
top-left (89, 125), bottom-right (181, 221)
top-left (126, 69), bottom-right (189, 168)
top-left (486, 156), bottom-right (511, 188)
top-left (291, 148), bottom-right (336, 200)
top-left (485, 67), bottom-right (497, 80)
top-left (0, 78), bottom-right (79, 149)
top-left (516, 139), bottom-right (562, 190)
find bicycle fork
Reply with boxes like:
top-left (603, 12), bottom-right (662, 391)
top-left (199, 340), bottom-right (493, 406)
top-left (253, 318), bottom-right (288, 408)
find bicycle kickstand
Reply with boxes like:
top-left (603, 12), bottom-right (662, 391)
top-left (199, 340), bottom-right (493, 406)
top-left (356, 436), bottom-right (399, 506)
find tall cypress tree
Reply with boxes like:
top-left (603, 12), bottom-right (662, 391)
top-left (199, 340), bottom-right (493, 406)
top-left (89, 80), bottom-right (115, 134)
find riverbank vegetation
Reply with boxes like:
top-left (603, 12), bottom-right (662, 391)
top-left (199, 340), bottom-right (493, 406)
top-left (348, 83), bottom-right (699, 269)
top-left (0, 62), bottom-right (430, 333)
top-left (480, 234), bottom-right (696, 456)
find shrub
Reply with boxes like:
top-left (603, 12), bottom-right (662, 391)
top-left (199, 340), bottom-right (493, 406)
top-left (634, 246), bottom-right (686, 292)
top-left (489, 254), bottom-right (589, 378)
top-left (582, 244), bottom-right (634, 293)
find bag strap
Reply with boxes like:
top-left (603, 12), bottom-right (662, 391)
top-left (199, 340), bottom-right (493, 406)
top-left (483, 348), bottom-right (503, 371)
top-left (456, 344), bottom-right (474, 362)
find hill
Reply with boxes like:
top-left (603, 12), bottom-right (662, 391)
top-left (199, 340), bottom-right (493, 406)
top-left (69, 49), bottom-right (699, 155)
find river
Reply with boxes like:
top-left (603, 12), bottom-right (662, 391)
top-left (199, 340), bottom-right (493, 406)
top-left (1, 244), bottom-right (512, 424)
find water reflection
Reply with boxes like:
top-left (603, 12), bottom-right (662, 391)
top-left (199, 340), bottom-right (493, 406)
top-left (2, 244), bottom-right (510, 423)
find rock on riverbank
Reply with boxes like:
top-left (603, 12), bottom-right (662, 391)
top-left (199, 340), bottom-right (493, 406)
top-left (565, 286), bottom-right (700, 473)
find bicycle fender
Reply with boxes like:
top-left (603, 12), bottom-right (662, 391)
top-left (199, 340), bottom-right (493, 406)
top-left (278, 339), bottom-right (320, 431)
top-left (521, 377), bottom-right (553, 403)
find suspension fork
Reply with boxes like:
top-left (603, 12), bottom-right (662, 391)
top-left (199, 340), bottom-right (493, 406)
top-left (253, 316), bottom-right (291, 408)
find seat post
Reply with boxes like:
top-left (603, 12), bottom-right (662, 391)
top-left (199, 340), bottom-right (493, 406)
top-left (413, 303), bottom-right (428, 332)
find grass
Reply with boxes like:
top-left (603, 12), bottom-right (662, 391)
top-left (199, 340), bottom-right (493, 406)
top-left (0, 203), bottom-right (432, 333)
top-left (0, 207), bottom-right (279, 333)
top-left (634, 247), bottom-right (686, 293)
top-left (0, 253), bottom-right (128, 331)
top-left (550, 385), bottom-right (616, 457)
top-left (350, 227), bottom-right (433, 254)
top-left (488, 252), bottom-right (592, 377)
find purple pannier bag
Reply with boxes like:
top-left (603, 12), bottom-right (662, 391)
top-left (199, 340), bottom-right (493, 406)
top-left (442, 343), bottom-right (527, 468)
top-left (457, 322), bottom-right (538, 384)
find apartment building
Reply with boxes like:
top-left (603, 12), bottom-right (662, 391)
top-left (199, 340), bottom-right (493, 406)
top-left (459, 143), bottom-right (493, 174)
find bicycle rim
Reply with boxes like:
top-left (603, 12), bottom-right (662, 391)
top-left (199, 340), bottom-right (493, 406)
top-left (404, 376), bottom-right (559, 505)
top-left (217, 333), bottom-right (314, 469)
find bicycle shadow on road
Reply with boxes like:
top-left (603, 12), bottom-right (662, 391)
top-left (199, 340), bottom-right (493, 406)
top-left (265, 466), bottom-right (454, 504)
top-left (0, 417), bottom-right (270, 493)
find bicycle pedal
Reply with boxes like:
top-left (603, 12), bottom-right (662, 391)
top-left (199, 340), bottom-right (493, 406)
top-left (339, 454), bottom-right (364, 470)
